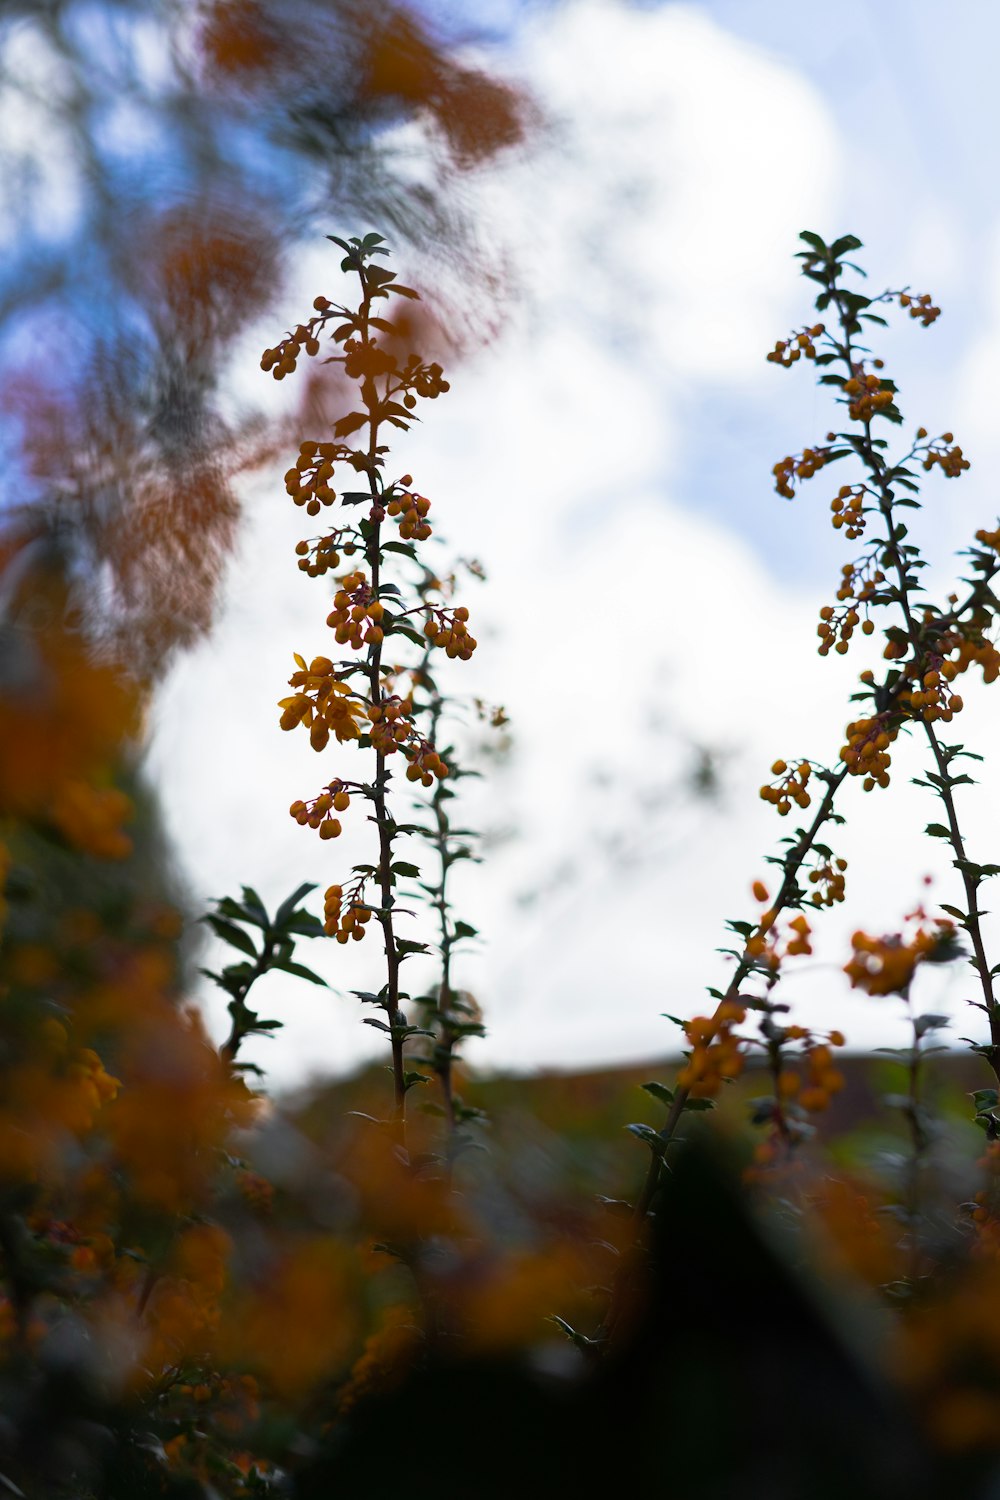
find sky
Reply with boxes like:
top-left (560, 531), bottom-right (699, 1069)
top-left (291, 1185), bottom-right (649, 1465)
top-left (146, 0), bottom-right (1000, 1091)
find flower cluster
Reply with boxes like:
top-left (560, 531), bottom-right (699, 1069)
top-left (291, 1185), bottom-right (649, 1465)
top-left (747, 908), bottom-right (813, 967)
top-left (49, 779), bottom-right (134, 860)
top-left (840, 712), bottom-right (896, 789)
top-left (898, 616), bottom-right (1000, 707)
top-left (260, 305), bottom-right (330, 378)
top-left (402, 355), bottom-right (449, 400)
top-left (817, 560), bottom-right (883, 656)
top-left (807, 854), bottom-right (848, 907)
top-left (289, 781), bottom-right (352, 839)
top-left (949, 618), bottom-right (1000, 684)
top-left (322, 882), bottom-right (374, 944)
top-left (920, 432), bottom-right (970, 478)
top-left (898, 664), bottom-right (965, 725)
top-left (404, 737), bottom-right (448, 786)
top-left (799, 1040), bottom-right (847, 1113)
top-left (424, 604), bottom-right (477, 659)
top-left (337, 1304), bottom-right (420, 1414)
top-left (844, 913), bottom-right (957, 996)
top-left (387, 486), bottom-right (433, 541)
top-left (775, 1037), bottom-right (847, 1115)
top-left (366, 693), bottom-right (413, 751)
top-left (841, 367), bottom-right (894, 422)
top-left (278, 656), bottom-right (365, 750)
top-left (676, 1000), bottom-right (747, 1097)
top-left (759, 758), bottom-right (813, 815)
top-left (816, 605), bottom-right (865, 656)
top-left (766, 324), bottom-right (825, 365)
top-left (285, 441), bottom-right (347, 514)
top-left (899, 290), bottom-right (941, 326)
top-left (773, 444), bottom-right (835, 499)
top-left (295, 529), bottom-right (352, 577)
top-left (327, 572), bottom-right (385, 649)
top-left (830, 482), bottom-right (869, 539)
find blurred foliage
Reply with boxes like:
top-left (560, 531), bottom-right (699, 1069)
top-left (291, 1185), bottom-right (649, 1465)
top-left (0, 0), bottom-right (530, 673)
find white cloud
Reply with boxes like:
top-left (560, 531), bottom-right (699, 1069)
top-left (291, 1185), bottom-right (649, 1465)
top-left (485, 0), bottom-right (841, 382)
top-left (0, 20), bottom-right (83, 251)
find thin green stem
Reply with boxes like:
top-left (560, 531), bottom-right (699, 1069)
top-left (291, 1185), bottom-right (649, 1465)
top-left (357, 261), bottom-right (407, 1141)
top-left (902, 991), bottom-right (929, 1282)
top-left (600, 766), bottom-right (848, 1345)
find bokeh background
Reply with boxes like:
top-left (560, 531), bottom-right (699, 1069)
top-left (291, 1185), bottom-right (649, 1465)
top-left (5, 0), bottom-right (1000, 1090)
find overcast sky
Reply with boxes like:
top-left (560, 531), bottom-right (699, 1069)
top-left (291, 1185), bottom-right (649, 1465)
top-left (148, 0), bottom-right (1000, 1090)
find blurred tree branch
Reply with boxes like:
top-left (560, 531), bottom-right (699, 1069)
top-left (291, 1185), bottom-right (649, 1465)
top-left (0, 0), bottom-right (533, 675)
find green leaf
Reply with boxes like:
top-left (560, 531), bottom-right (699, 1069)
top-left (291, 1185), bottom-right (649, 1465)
top-left (274, 882), bottom-right (318, 928)
top-left (548, 1315), bottom-right (598, 1352)
top-left (240, 887), bottom-right (270, 928)
top-left (203, 915), bottom-right (258, 959)
top-left (641, 1081), bottom-right (675, 1106)
top-left (453, 921), bottom-right (479, 941)
top-left (392, 624), bottom-right (426, 647)
top-left (391, 862), bottom-right (421, 878)
top-left (396, 939), bottom-right (430, 958)
top-left (380, 401), bottom-right (415, 423)
top-left (626, 1123), bottom-right (666, 1156)
top-left (281, 911), bottom-right (325, 939)
top-left (214, 895), bottom-right (258, 926)
top-left (270, 959), bottom-right (328, 987)
top-left (334, 412), bottom-right (367, 439)
top-left (392, 1023), bottom-right (434, 1041)
top-left (682, 1097), bottom-right (717, 1112)
top-left (443, 847), bottom-right (477, 867)
top-left (914, 1013), bottom-right (950, 1038)
top-left (924, 824), bottom-right (951, 840)
top-left (205, 962), bottom-right (255, 998)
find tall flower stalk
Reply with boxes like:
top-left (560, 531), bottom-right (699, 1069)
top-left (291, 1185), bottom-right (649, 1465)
top-left (591, 231), bottom-right (1000, 1347)
top-left (267, 233), bottom-right (480, 1150)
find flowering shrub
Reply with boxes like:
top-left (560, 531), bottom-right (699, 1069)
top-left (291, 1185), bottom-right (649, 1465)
top-left (8, 228), bottom-right (1000, 1496)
